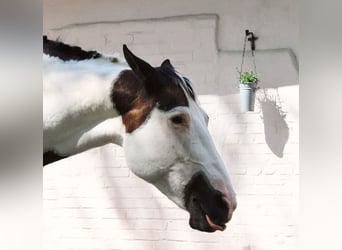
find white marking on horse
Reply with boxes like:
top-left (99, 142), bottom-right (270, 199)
top-left (43, 54), bottom-right (127, 155)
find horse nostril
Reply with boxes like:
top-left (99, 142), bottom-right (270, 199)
top-left (192, 197), bottom-right (199, 203)
top-left (214, 193), bottom-right (228, 209)
top-left (213, 193), bottom-right (230, 222)
top-left (222, 197), bottom-right (229, 208)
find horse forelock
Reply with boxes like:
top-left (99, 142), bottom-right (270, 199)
top-left (157, 66), bottom-right (196, 102)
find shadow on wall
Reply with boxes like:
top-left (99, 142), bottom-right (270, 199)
top-left (258, 89), bottom-right (289, 158)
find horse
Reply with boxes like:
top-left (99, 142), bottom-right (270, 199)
top-left (43, 37), bottom-right (237, 232)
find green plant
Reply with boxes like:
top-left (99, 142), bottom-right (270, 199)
top-left (238, 71), bottom-right (258, 84)
top-left (109, 57), bottom-right (119, 63)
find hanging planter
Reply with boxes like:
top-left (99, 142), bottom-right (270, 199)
top-left (238, 71), bottom-right (258, 112)
top-left (238, 30), bottom-right (259, 112)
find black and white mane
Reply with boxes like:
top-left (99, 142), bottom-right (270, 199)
top-left (43, 36), bottom-right (102, 61)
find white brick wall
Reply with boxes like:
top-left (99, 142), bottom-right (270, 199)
top-left (44, 12), bottom-right (298, 250)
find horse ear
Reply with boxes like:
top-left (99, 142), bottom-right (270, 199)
top-left (123, 44), bottom-right (154, 80)
top-left (161, 59), bottom-right (175, 70)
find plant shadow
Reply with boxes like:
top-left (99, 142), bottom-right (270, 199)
top-left (258, 90), bottom-right (289, 158)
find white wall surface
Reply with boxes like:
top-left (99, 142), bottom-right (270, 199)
top-left (43, 1), bottom-right (298, 249)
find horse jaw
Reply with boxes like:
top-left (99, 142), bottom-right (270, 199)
top-left (122, 102), bottom-right (237, 215)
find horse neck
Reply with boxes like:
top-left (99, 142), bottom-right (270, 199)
top-left (43, 55), bottom-right (128, 157)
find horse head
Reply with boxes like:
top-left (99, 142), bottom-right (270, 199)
top-left (111, 45), bottom-right (237, 232)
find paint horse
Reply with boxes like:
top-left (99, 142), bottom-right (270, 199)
top-left (43, 37), bottom-right (237, 232)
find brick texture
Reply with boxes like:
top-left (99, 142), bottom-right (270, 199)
top-left (44, 14), bottom-right (298, 250)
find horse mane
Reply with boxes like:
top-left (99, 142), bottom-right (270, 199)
top-left (43, 36), bottom-right (195, 101)
top-left (43, 36), bottom-right (102, 61)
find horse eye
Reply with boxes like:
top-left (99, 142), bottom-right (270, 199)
top-left (171, 115), bottom-right (184, 124)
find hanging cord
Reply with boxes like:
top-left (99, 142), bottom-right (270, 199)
top-left (251, 43), bottom-right (257, 74)
top-left (240, 34), bottom-right (248, 74)
top-left (239, 30), bottom-right (259, 93)
top-left (240, 30), bottom-right (258, 75)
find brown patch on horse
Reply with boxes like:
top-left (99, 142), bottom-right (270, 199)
top-left (122, 98), bottom-right (155, 133)
top-left (111, 68), bottom-right (189, 133)
top-left (111, 45), bottom-right (194, 133)
top-left (111, 70), bottom-right (151, 133)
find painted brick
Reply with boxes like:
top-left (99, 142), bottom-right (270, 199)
top-left (246, 166), bottom-right (262, 176)
top-left (59, 238), bottom-right (104, 249)
top-left (104, 239), bottom-right (155, 250)
top-left (134, 219), bottom-right (168, 230)
top-left (262, 165), bottom-right (277, 175)
top-left (44, 12), bottom-right (298, 250)
top-left (166, 219), bottom-right (190, 231)
top-left (102, 168), bottom-right (131, 177)
top-left (154, 241), bottom-right (209, 250)
top-left (230, 165), bottom-right (247, 175)
top-left (99, 208), bottom-right (127, 219)
top-left (125, 209), bottom-right (163, 220)
top-left (107, 229), bottom-right (162, 241)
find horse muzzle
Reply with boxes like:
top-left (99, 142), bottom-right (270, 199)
top-left (184, 171), bottom-right (234, 232)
